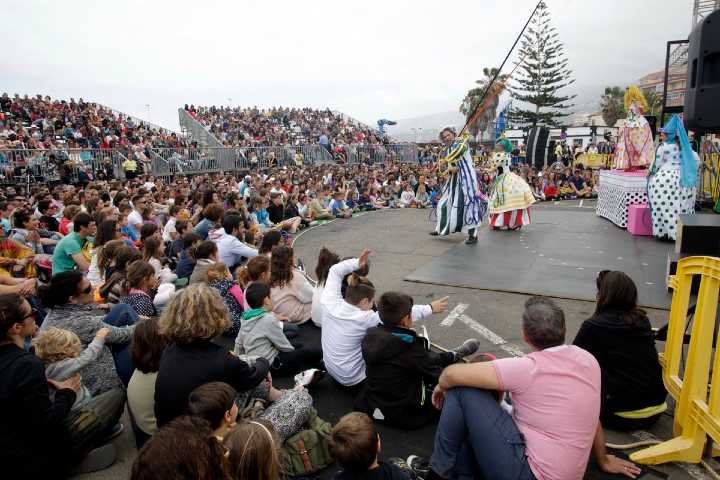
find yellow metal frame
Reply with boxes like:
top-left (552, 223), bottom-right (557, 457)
top-left (631, 256), bottom-right (720, 464)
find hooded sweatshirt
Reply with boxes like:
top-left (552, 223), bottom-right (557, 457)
top-left (207, 227), bottom-right (258, 268)
top-left (573, 309), bottom-right (666, 414)
top-left (359, 324), bottom-right (456, 428)
top-left (236, 308), bottom-right (294, 363)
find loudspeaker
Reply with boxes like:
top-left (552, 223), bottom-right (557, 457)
top-left (684, 9), bottom-right (720, 130)
top-left (676, 214), bottom-right (720, 255)
top-left (527, 126), bottom-right (549, 169)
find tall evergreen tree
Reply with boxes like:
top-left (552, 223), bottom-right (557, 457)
top-left (509, 1), bottom-right (575, 127)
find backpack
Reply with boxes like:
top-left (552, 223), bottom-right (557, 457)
top-left (282, 407), bottom-right (333, 476)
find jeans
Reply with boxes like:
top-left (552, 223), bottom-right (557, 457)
top-left (64, 387), bottom-right (126, 459)
top-left (103, 303), bottom-right (139, 385)
top-left (430, 388), bottom-right (535, 480)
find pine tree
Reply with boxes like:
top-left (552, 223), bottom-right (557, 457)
top-left (510, 1), bottom-right (575, 127)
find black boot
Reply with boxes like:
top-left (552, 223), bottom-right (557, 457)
top-left (429, 231), bottom-right (439, 236)
top-left (465, 235), bottom-right (478, 244)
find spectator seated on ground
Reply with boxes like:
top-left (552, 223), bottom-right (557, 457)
top-left (568, 169), bottom-right (592, 198)
top-left (321, 249), bottom-right (446, 389)
top-left (127, 317), bottom-right (167, 447)
top-left (224, 419), bottom-right (283, 480)
top-left (357, 292), bottom-right (478, 429)
top-left (237, 281), bottom-right (322, 375)
top-left (188, 240), bottom-right (219, 284)
top-left (573, 270), bottom-right (667, 431)
top-left (193, 203), bottom-right (224, 240)
top-left (269, 245), bottom-right (314, 324)
top-left (0, 293), bottom-right (126, 477)
top-left (187, 381), bottom-right (239, 440)
top-left (206, 262), bottom-right (244, 336)
top-left (309, 190), bottom-right (334, 221)
top-left (119, 260), bottom-right (159, 317)
top-left (41, 270), bottom-right (139, 388)
top-left (331, 412), bottom-right (414, 480)
top-left (414, 296), bottom-right (641, 480)
top-left (208, 213), bottom-right (258, 271)
top-left (130, 415), bottom-right (229, 480)
top-left (329, 191), bottom-right (353, 218)
top-left (52, 211), bottom-right (95, 274)
top-left (153, 284), bottom-right (312, 440)
top-left (311, 247), bottom-right (340, 327)
top-left (267, 191), bottom-right (302, 233)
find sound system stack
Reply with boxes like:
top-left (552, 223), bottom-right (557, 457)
top-left (526, 126), bottom-right (549, 169)
top-left (684, 8), bottom-right (720, 131)
top-left (666, 214), bottom-right (720, 292)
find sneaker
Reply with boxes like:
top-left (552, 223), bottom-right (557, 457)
top-left (294, 368), bottom-right (326, 387)
top-left (464, 351), bottom-right (498, 363)
top-left (454, 338), bottom-right (480, 360)
top-left (429, 231), bottom-right (439, 236)
top-left (388, 457), bottom-right (418, 479)
top-left (465, 235), bottom-right (478, 245)
top-left (407, 455), bottom-right (430, 478)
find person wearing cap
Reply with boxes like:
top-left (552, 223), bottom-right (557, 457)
top-left (647, 114), bottom-right (699, 241)
top-left (430, 127), bottom-right (485, 245)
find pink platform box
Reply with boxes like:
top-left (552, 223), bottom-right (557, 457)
top-left (627, 203), bottom-right (652, 236)
top-left (609, 169), bottom-right (649, 177)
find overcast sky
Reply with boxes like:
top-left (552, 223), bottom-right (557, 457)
top-left (3, 0), bottom-right (693, 131)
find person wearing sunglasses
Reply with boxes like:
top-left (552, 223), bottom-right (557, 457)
top-left (38, 271), bottom-right (138, 392)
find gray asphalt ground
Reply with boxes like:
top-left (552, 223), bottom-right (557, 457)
top-left (77, 200), bottom-right (713, 480)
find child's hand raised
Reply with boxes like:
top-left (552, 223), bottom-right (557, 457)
top-left (358, 249), bottom-right (371, 269)
top-left (431, 296), bottom-right (449, 314)
top-left (95, 327), bottom-right (110, 340)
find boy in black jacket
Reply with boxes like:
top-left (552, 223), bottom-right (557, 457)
top-left (358, 292), bottom-right (479, 429)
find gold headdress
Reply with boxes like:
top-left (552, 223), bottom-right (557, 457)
top-left (624, 85), bottom-right (649, 113)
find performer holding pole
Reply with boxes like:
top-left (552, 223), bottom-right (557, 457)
top-left (431, 127), bottom-right (486, 244)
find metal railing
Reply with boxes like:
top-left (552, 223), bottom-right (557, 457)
top-left (178, 108), bottom-right (224, 148)
top-left (0, 148), bottom-right (128, 183)
top-left (0, 143), bottom-right (420, 183)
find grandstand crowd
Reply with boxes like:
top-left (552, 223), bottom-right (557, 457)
top-left (185, 105), bottom-right (386, 148)
top-left (0, 97), bottom-right (658, 480)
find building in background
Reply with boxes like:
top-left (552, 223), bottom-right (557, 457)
top-left (638, 65), bottom-right (687, 108)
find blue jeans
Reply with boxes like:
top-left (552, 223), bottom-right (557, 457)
top-left (430, 388), bottom-right (535, 480)
top-left (103, 303), bottom-right (139, 385)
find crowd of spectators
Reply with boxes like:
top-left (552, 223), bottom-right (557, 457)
top-left (0, 99), bottom-right (668, 480)
top-left (185, 104), bottom-right (386, 149)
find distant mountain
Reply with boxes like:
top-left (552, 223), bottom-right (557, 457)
top-left (384, 83), bottom-right (608, 142)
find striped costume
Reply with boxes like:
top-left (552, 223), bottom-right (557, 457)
top-left (435, 139), bottom-right (486, 236)
top-left (488, 171), bottom-right (535, 229)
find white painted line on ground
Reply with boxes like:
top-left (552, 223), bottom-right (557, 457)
top-left (440, 304), bottom-right (468, 327)
top-left (441, 306), bottom-right (524, 357)
top-left (579, 199), bottom-right (584, 207)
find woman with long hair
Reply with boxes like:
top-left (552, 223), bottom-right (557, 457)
top-left (573, 270), bottom-right (666, 430)
top-left (269, 245), bottom-right (313, 324)
top-left (87, 219), bottom-right (122, 288)
top-left (311, 247), bottom-right (340, 327)
top-left (154, 284), bottom-right (311, 438)
top-left (39, 270), bottom-right (138, 389)
top-left (224, 420), bottom-right (282, 480)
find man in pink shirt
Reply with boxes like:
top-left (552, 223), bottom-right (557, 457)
top-left (419, 297), bottom-right (641, 480)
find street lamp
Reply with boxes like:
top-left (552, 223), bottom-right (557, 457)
top-left (145, 104), bottom-right (151, 123)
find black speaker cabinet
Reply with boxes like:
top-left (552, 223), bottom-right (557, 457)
top-left (676, 214), bottom-right (720, 255)
top-left (527, 126), bottom-right (549, 169)
top-left (666, 251), bottom-right (702, 294)
top-left (685, 9), bottom-right (720, 130)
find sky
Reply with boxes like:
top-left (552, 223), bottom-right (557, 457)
top-left (3, 0), bottom-right (694, 132)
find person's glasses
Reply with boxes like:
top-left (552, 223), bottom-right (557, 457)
top-left (22, 311), bottom-right (36, 322)
top-left (80, 285), bottom-right (92, 295)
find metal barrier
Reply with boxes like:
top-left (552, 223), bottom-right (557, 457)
top-left (178, 108), bottom-right (224, 148)
top-left (0, 148), bottom-right (126, 183)
top-left (631, 256), bottom-right (720, 465)
top-left (0, 142), bottom-right (419, 183)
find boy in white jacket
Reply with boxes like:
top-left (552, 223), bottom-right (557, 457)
top-left (320, 249), bottom-right (448, 387)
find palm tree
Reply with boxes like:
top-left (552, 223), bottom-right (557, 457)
top-left (600, 86), bottom-right (626, 127)
top-left (644, 90), bottom-right (662, 116)
top-left (460, 67), bottom-right (504, 139)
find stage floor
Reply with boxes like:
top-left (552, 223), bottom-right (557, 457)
top-left (406, 206), bottom-right (674, 309)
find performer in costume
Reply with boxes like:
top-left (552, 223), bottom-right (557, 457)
top-left (613, 85), bottom-right (654, 170)
top-left (647, 114), bottom-right (699, 241)
top-left (487, 139), bottom-right (535, 230)
top-left (431, 126), bottom-right (486, 244)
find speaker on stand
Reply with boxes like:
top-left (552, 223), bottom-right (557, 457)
top-left (526, 126), bottom-right (550, 169)
top-left (684, 9), bottom-right (720, 131)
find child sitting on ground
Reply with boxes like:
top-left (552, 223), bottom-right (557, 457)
top-left (357, 292), bottom-right (479, 428)
top-left (143, 236), bottom-right (177, 284)
top-left (206, 262), bottom-right (245, 337)
top-left (236, 282), bottom-right (323, 375)
top-left (187, 381), bottom-right (239, 441)
top-left (330, 412), bottom-right (413, 480)
top-left (175, 232), bottom-right (201, 280)
top-left (32, 326), bottom-right (110, 409)
top-left (120, 260), bottom-right (159, 317)
top-left (329, 191), bottom-right (353, 218)
top-left (224, 419), bottom-right (282, 480)
top-left (320, 249), bottom-right (447, 389)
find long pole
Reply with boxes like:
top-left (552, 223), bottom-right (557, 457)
top-left (460, 0), bottom-right (543, 137)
